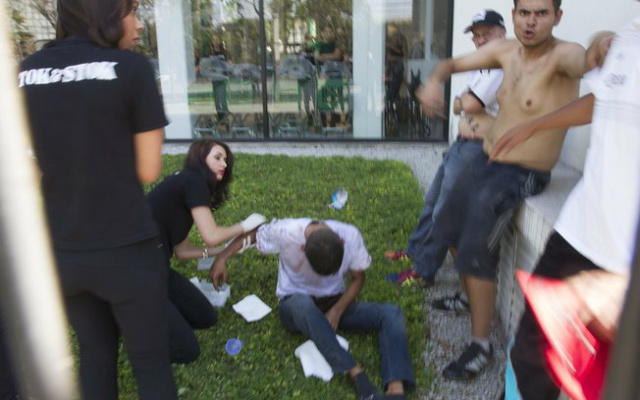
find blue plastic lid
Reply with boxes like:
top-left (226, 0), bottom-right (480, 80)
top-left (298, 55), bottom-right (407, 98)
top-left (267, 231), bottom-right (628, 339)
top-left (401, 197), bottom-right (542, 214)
top-left (225, 338), bottom-right (242, 356)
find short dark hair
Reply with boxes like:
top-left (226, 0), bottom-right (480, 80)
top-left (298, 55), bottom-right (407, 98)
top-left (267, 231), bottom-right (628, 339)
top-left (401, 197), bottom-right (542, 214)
top-left (184, 139), bottom-right (234, 210)
top-left (305, 228), bottom-right (344, 276)
top-left (56, 0), bottom-right (134, 48)
top-left (513, 0), bottom-right (561, 12)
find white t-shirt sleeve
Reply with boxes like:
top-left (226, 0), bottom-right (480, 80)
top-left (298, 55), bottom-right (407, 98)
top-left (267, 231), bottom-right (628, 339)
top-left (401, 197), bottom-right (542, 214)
top-left (256, 219), bottom-right (284, 254)
top-left (347, 229), bottom-right (372, 271)
top-left (466, 69), bottom-right (503, 109)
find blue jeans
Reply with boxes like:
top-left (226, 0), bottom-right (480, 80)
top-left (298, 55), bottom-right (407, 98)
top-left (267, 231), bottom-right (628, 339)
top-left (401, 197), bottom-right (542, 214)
top-left (432, 152), bottom-right (550, 279)
top-left (406, 139), bottom-right (484, 280)
top-left (278, 294), bottom-right (415, 391)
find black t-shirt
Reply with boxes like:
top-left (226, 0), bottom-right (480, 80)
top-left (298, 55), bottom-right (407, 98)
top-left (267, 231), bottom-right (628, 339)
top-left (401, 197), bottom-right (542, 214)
top-left (147, 171), bottom-right (211, 260)
top-left (19, 38), bottom-right (168, 250)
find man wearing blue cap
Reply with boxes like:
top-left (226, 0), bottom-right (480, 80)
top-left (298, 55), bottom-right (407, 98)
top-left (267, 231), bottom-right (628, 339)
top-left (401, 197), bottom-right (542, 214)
top-left (385, 10), bottom-right (507, 291)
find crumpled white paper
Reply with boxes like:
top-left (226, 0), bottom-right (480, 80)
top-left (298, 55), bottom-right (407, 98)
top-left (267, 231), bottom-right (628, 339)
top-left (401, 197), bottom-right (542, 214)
top-left (294, 335), bottom-right (349, 382)
top-left (232, 294), bottom-right (272, 322)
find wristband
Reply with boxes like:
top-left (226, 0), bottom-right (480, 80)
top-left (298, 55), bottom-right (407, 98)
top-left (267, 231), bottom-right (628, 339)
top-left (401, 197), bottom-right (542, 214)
top-left (202, 247), bottom-right (209, 259)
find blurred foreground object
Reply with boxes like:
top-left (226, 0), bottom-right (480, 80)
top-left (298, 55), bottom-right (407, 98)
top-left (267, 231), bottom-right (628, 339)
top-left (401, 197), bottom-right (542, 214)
top-left (0, 7), bottom-right (76, 400)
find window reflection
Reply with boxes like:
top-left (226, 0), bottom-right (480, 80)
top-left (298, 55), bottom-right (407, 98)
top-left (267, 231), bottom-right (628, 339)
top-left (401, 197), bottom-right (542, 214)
top-left (153, 0), bottom-right (451, 140)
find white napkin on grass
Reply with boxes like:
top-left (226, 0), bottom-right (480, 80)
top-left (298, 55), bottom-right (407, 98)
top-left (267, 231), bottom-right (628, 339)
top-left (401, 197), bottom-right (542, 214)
top-left (294, 335), bottom-right (349, 382)
top-left (232, 294), bottom-right (272, 322)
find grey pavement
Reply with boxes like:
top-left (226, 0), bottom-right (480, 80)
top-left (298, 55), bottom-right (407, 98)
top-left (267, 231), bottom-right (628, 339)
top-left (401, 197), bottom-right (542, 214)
top-left (164, 141), bottom-right (506, 399)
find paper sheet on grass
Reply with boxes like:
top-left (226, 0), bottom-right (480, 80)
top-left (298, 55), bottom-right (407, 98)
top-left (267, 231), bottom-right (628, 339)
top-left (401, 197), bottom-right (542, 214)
top-left (232, 294), bottom-right (272, 322)
top-left (294, 335), bottom-right (349, 382)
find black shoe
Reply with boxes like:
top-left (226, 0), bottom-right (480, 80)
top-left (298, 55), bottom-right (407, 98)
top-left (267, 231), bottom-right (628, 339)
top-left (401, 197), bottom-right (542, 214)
top-left (442, 342), bottom-right (493, 380)
top-left (432, 292), bottom-right (470, 314)
top-left (354, 372), bottom-right (379, 400)
top-left (366, 394), bottom-right (406, 400)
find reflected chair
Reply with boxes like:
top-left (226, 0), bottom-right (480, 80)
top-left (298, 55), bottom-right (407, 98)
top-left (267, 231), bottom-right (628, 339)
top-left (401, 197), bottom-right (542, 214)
top-left (318, 61), bottom-right (351, 137)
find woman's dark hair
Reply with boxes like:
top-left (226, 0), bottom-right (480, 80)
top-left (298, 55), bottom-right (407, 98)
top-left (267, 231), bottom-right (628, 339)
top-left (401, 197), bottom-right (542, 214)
top-left (56, 0), bottom-right (134, 48)
top-left (184, 139), bottom-right (234, 210)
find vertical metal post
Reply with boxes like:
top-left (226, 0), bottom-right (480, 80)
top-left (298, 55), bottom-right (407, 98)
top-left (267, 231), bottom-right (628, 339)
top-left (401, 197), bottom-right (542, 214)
top-left (0, 8), bottom-right (77, 400)
top-left (258, 0), bottom-right (270, 138)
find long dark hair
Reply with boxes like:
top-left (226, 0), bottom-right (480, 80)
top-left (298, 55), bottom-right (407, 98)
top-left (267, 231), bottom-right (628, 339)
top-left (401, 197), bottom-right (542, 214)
top-left (183, 139), bottom-right (234, 210)
top-left (56, 0), bottom-right (134, 48)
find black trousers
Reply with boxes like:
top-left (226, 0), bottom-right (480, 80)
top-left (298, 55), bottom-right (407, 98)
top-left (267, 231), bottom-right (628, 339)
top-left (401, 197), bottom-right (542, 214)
top-left (167, 268), bottom-right (217, 364)
top-left (511, 232), bottom-right (601, 400)
top-left (56, 239), bottom-right (177, 400)
top-left (0, 312), bottom-right (19, 400)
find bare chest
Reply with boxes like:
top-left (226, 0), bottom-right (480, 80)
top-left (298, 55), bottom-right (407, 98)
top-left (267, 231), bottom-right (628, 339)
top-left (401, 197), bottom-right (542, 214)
top-left (496, 56), bottom-right (558, 115)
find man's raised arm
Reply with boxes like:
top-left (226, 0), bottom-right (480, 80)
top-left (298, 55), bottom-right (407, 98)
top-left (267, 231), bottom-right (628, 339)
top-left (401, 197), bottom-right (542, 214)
top-left (416, 38), bottom-right (508, 118)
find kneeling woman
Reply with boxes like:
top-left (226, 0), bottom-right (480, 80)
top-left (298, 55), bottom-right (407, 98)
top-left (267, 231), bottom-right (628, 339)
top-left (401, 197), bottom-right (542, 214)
top-left (147, 139), bottom-right (265, 363)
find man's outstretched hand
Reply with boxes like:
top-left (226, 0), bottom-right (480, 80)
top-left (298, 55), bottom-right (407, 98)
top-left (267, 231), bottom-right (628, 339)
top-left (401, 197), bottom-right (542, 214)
top-left (210, 259), bottom-right (227, 290)
top-left (586, 32), bottom-right (615, 71)
top-left (415, 80), bottom-right (447, 119)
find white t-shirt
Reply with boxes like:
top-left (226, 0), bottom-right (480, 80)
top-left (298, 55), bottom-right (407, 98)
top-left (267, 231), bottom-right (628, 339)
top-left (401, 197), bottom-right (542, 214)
top-left (256, 218), bottom-right (371, 298)
top-left (459, 69), bottom-right (503, 117)
top-left (555, 15), bottom-right (640, 275)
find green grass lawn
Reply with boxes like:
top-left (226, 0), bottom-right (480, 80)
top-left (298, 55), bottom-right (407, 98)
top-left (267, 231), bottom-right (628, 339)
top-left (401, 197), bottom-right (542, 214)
top-left (116, 153), bottom-right (432, 399)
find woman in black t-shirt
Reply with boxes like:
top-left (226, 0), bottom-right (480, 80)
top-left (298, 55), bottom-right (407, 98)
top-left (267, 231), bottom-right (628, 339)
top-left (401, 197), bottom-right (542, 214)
top-left (19, 0), bottom-right (177, 399)
top-left (147, 139), bottom-right (265, 364)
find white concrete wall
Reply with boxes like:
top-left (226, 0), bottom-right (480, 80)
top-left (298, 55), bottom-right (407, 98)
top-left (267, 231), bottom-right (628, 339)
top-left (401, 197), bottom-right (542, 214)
top-left (449, 0), bottom-right (640, 171)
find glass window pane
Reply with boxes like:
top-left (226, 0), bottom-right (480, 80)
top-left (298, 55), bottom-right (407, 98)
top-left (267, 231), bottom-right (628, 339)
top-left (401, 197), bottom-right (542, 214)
top-left (145, 0), bottom-right (452, 141)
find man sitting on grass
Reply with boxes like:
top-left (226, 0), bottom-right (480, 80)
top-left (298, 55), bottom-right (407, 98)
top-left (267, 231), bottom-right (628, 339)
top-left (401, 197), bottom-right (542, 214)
top-left (211, 218), bottom-right (415, 400)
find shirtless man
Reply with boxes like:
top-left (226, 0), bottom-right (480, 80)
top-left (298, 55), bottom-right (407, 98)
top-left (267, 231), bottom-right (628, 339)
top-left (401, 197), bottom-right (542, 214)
top-left (385, 10), bottom-right (507, 296)
top-left (414, 0), bottom-right (587, 380)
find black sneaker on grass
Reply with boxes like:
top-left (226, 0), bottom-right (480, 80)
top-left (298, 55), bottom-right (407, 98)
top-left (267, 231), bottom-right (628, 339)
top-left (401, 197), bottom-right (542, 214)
top-left (442, 342), bottom-right (493, 380)
top-left (354, 372), bottom-right (379, 400)
top-left (431, 292), bottom-right (470, 314)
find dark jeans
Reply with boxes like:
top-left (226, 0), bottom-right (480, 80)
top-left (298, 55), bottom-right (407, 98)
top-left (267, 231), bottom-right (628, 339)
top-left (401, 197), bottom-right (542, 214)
top-left (511, 232), bottom-right (602, 400)
top-left (168, 268), bottom-right (217, 364)
top-left (433, 152), bottom-right (550, 279)
top-left (56, 239), bottom-right (177, 400)
top-left (278, 294), bottom-right (415, 391)
top-left (406, 139), bottom-right (484, 280)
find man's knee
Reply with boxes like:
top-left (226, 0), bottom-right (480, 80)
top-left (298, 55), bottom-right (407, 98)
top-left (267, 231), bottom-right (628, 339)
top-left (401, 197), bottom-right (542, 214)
top-left (191, 308), bottom-right (217, 330)
top-left (379, 303), bottom-right (406, 330)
